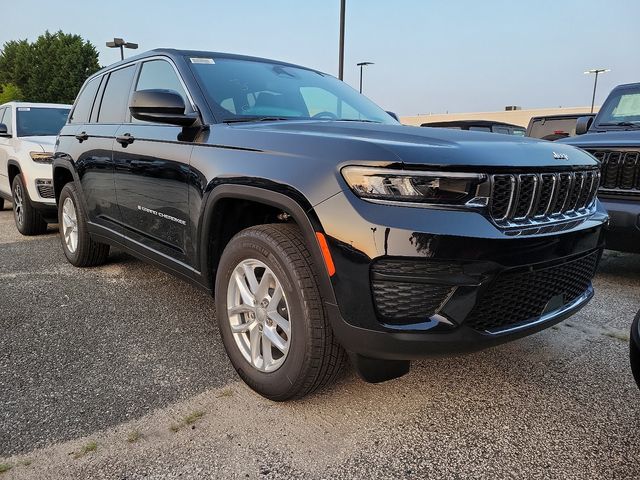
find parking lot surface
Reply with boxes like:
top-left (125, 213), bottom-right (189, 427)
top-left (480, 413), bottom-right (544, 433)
top-left (1, 205), bottom-right (639, 479)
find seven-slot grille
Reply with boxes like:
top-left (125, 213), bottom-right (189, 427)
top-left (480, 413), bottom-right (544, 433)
top-left (489, 169), bottom-right (600, 225)
top-left (585, 149), bottom-right (640, 194)
top-left (37, 184), bottom-right (55, 199)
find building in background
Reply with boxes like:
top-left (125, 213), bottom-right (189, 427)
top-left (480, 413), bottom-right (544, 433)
top-left (401, 106), bottom-right (599, 128)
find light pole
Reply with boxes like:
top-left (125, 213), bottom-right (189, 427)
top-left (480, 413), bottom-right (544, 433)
top-left (338, 0), bottom-right (346, 80)
top-left (106, 38), bottom-right (138, 61)
top-left (584, 68), bottom-right (610, 113)
top-left (357, 62), bottom-right (374, 93)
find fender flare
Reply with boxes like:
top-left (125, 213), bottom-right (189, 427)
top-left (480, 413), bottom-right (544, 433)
top-left (199, 183), bottom-right (337, 305)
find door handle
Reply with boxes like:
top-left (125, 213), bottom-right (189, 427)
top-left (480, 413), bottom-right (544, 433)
top-left (116, 133), bottom-right (135, 147)
top-left (75, 131), bottom-right (88, 142)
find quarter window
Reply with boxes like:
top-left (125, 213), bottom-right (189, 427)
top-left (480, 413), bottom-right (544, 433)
top-left (97, 65), bottom-right (136, 124)
top-left (70, 76), bottom-right (101, 124)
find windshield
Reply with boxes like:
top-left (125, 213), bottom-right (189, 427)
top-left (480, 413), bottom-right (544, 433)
top-left (595, 86), bottom-right (640, 127)
top-left (528, 117), bottom-right (580, 140)
top-left (16, 107), bottom-right (70, 137)
top-left (188, 57), bottom-right (397, 124)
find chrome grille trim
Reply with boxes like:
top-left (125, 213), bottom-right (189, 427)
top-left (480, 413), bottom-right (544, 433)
top-left (489, 169), bottom-right (599, 228)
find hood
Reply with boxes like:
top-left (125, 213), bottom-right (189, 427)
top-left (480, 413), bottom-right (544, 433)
top-left (218, 121), bottom-right (598, 170)
top-left (557, 130), bottom-right (640, 149)
top-left (19, 136), bottom-right (57, 152)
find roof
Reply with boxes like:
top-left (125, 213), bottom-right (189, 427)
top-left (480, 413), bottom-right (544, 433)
top-left (528, 113), bottom-right (593, 121)
top-left (91, 48), bottom-right (323, 78)
top-left (0, 101), bottom-right (72, 109)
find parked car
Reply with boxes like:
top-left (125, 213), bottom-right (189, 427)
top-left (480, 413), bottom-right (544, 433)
top-left (526, 113), bottom-right (594, 141)
top-left (0, 102), bottom-right (71, 234)
top-left (421, 120), bottom-right (526, 136)
top-left (53, 49), bottom-right (607, 400)
top-left (558, 82), bottom-right (640, 253)
top-left (631, 311), bottom-right (640, 389)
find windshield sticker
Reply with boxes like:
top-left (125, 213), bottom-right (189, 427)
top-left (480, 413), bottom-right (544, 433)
top-left (190, 57), bottom-right (215, 65)
top-left (17, 107), bottom-right (31, 111)
top-left (612, 93), bottom-right (640, 117)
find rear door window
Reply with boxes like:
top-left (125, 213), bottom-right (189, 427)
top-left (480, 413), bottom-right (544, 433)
top-left (70, 76), bottom-right (101, 124)
top-left (97, 65), bottom-right (136, 124)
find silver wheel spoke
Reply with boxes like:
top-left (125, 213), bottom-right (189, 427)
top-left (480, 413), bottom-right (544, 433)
top-left (228, 304), bottom-right (255, 317)
top-left (62, 198), bottom-right (79, 253)
top-left (249, 324), bottom-right (261, 366)
top-left (242, 263), bottom-right (260, 294)
top-left (256, 270), bottom-right (273, 302)
top-left (263, 326), bottom-right (287, 353)
top-left (261, 335), bottom-right (273, 366)
top-left (230, 318), bottom-right (256, 334)
top-left (267, 310), bottom-right (290, 335)
top-left (234, 272), bottom-right (255, 306)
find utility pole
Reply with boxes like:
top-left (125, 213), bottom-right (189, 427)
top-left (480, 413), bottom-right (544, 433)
top-left (338, 0), bottom-right (346, 80)
top-left (584, 68), bottom-right (610, 113)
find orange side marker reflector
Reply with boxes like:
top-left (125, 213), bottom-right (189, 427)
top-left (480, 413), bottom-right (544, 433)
top-left (315, 232), bottom-right (336, 277)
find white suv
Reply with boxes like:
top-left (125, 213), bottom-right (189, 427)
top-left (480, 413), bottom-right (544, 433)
top-left (0, 102), bottom-right (71, 234)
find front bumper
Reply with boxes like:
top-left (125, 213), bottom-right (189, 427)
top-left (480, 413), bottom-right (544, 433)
top-left (314, 191), bottom-right (607, 360)
top-left (600, 197), bottom-right (640, 253)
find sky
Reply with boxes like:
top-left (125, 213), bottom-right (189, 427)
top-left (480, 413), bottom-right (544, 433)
top-left (3, 0), bottom-right (640, 115)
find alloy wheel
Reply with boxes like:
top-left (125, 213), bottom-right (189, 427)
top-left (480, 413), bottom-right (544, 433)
top-left (226, 258), bottom-right (291, 372)
top-left (13, 182), bottom-right (24, 227)
top-left (62, 197), bottom-right (78, 253)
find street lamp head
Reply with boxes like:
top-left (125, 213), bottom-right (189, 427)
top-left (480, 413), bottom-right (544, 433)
top-left (106, 38), bottom-right (137, 50)
top-left (584, 68), bottom-right (611, 74)
top-left (357, 62), bottom-right (374, 67)
top-left (124, 42), bottom-right (138, 50)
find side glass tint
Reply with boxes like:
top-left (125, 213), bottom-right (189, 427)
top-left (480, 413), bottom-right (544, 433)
top-left (97, 65), bottom-right (136, 124)
top-left (70, 76), bottom-right (101, 124)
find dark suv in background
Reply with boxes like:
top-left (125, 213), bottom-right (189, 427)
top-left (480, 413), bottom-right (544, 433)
top-left (559, 83), bottom-right (640, 252)
top-left (53, 49), bottom-right (607, 400)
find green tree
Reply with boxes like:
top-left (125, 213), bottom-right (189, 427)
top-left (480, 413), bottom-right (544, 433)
top-left (0, 31), bottom-right (100, 104)
top-left (0, 83), bottom-right (23, 103)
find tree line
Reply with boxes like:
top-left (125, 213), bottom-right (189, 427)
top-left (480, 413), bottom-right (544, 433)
top-left (0, 31), bottom-right (100, 105)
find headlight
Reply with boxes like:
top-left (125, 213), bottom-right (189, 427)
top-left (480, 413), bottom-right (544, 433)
top-left (341, 166), bottom-right (488, 207)
top-left (30, 152), bottom-right (54, 164)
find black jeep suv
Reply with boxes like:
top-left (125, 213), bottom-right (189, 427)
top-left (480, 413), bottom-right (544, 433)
top-left (558, 83), bottom-right (640, 253)
top-left (53, 49), bottom-right (607, 400)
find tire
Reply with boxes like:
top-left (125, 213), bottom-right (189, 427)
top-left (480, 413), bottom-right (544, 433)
top-left (12, 174), bottom-right (48, 235)
top-left (58, 182), bottom-right (110, 267)
top-left (215, 223), bottom-right (345, 401)
top-left (631, 311), bottom-right (640, 389)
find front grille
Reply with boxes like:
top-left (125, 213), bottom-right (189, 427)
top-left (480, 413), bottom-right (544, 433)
top-left (490, 169), bottom-right (599, 226)
top-left (37, 185), bottom-right (55, 199)
top-left (371, 259), bottom-right (459, 324)
top-left (465, 250), bottom-right (600, 332)
top-left (586, 149), bottom-right (640, 195)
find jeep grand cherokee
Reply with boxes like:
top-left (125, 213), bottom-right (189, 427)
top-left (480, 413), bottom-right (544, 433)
top-left (52, 49), bottom-right (607, 400)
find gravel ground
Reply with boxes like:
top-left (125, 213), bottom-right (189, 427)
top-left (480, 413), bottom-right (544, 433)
top-left (0, 204), bottom-right (639, 479)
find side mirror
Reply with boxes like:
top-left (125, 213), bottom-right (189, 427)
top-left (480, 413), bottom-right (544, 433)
top-left (129, 89), bottom-right (198, 126)
top-left (386, 111), bottom-right (400, 122)
top-left (575, 116), bottom-right (594, 135)
top-left (0, 123), bottom-right (10, 137)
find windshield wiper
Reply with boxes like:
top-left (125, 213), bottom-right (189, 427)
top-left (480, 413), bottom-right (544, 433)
top-left (336, 119), bottom-right (383, 124)
top-left (223, 116), bottom-right (292, 124)
top-left (598, 121), bottom-right (640, 129)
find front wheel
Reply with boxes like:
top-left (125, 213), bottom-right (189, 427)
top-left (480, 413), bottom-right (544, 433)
top-left (58, 182), bottom-right (110, 267)
top-left (631, 311), bottom-right (640, 389)
top-left (215, 223), bottom-right (345, 401)
top-left (12, 174), bottom-right (48, 235)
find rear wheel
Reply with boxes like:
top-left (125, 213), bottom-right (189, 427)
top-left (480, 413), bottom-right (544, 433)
top-left (58, 182), bottom-right (110, 267)
top-left (215, 223), bottom-right (345, 401)
top-left (12, 174), bottom-right (48, 235)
